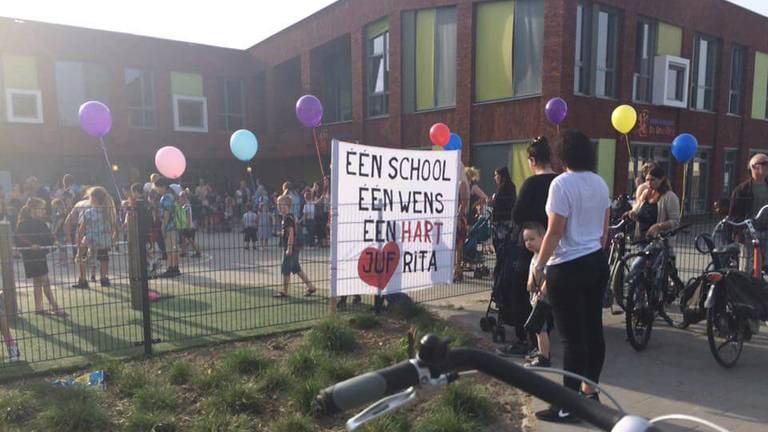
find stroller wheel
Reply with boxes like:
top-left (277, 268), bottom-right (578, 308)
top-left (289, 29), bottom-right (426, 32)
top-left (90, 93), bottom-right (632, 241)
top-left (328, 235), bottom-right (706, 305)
top-left (494, 326), bottom-right (507, 343)
top-left (480, 317), bottom-right (492, 332)
top-left (486, 316), bottom-right (497, 328)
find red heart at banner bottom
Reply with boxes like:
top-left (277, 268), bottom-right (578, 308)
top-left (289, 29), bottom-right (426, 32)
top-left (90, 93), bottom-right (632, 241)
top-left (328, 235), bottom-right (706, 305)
top-left (357, 241), bottom-right (401, 290)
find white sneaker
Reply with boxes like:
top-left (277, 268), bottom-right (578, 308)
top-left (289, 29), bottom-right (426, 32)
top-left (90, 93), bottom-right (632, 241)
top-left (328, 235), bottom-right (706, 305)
top-left (7, 345), bottom-right (20, 362)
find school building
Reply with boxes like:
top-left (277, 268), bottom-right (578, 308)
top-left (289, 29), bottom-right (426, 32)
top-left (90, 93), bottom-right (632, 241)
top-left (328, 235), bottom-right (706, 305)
top-left (3, 0), bottom-right (768, 214)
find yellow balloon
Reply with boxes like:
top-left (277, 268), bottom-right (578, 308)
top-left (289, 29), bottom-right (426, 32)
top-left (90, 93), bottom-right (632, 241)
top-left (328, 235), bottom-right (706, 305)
top-left (611, 105), bottom-right (637, 134)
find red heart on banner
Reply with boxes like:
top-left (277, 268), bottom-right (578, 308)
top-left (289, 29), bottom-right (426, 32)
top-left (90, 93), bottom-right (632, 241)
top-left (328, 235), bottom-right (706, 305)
top-left (357, 242), bottom-right (401, 290)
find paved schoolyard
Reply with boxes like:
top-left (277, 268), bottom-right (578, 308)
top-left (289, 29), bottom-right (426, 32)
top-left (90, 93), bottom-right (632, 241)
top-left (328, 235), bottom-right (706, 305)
top-left (429, 292), bottom-right (768, 432)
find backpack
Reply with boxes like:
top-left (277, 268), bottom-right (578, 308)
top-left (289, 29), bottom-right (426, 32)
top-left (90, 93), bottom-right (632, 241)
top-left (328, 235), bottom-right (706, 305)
top-left (174, 203), bottom-right (189, 230)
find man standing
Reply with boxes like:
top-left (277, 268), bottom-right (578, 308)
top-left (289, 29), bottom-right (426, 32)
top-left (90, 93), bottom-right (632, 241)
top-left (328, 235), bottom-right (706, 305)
top-left (729, 153), bottom-right (768, 272)
top-left (155, 178), bottom-right (181, 277)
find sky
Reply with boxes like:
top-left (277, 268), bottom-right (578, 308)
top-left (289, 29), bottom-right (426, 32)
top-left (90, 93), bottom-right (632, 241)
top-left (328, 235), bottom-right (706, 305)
top-left (0, 0), bottom-right (767, 50)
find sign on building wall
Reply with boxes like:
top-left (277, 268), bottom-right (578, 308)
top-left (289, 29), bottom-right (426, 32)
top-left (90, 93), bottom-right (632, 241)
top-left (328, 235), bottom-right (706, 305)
top-left (635, 109), bottom-right (677, 140)
top-left (330, 141), bottom-right (459, 297)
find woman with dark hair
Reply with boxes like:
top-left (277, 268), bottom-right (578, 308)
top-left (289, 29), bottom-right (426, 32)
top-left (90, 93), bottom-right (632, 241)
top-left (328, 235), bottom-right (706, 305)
top-left (502, 136), bottom-right (558, 363)
top-left (626, 164), bottom-right (680, 239)
top-left (491, 166), bottom-right (530, 354)
top-left (531, 130), bottom-right (610, 423)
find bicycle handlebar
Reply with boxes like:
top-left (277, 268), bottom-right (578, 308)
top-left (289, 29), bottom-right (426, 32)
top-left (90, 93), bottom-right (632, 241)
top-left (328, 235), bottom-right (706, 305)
top-left (610, 218), bottom-right (628, 231)
top-left (317, 338), bottom-right (664, 432)
top-left (630, 224), bottom-right (691, 246)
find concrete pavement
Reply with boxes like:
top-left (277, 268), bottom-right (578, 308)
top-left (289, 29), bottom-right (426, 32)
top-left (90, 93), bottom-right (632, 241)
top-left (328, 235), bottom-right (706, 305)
top-left (427, 292), bottom-right (768, 432)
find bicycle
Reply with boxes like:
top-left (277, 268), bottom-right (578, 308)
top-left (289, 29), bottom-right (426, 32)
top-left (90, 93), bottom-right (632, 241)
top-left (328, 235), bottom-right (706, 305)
top-left (703, 206), bottom-right (768, 368)
top-left (606, 218), bottom-right (633, 312)
top-left (317, 334), bottom-right (728, 431)
top-left (623, 224), bottom-right (689, 351)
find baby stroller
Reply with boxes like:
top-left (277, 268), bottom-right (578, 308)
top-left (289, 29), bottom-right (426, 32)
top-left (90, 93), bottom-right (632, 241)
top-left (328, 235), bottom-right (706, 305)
top-left (462, 208), bottom-right (492, 279)
top-left (480, 224), bottom-right (527, 343)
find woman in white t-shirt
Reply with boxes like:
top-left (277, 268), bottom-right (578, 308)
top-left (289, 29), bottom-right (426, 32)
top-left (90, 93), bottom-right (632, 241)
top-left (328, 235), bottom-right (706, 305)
top-left (531, 130), bottom-right (610, 423)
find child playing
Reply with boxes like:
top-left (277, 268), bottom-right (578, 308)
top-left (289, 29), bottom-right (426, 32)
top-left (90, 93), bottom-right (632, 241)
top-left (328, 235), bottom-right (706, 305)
top-left (242, 204), bottom-right (258, 250)
top-left (258, 202), bottom-right (271, 249)
top-left (522, 222), bottom-right (553, 368)
top-left (274, 194), bottom-right (317, 298)
top-left (15, 198), bottom-right (66, 317)
top-left (77, 187), bottom-right (117, 287)
top-left (177, 192), bottom-right (202, 258)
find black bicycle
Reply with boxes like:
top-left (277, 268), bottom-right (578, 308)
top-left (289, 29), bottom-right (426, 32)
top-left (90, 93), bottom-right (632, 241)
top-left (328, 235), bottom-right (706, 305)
top-left (606, 218), bottom-right (633, 312)
top-left (623, 224), bottom-right (689, 351)
top-left (317, 334), bottom-right (723, 431)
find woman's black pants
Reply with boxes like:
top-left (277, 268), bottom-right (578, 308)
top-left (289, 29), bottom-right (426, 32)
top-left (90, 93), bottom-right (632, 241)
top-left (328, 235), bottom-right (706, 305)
top-left (546, 249), bottom-right (609, 392)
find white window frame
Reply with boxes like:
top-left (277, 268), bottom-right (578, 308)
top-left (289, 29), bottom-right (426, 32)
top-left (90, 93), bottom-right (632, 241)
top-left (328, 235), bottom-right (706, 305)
top-left (5, 88), bottom-right (43, 124)
top-left (653, 55), bottom-right (690, 108)
top-left (172, 95), bottom-right (208, 133)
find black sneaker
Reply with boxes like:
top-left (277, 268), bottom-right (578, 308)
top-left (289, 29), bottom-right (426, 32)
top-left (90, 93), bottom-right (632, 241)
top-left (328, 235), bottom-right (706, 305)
top-left (524, 354), bottom-right (551, 368)
top-left (495, 340), bottom-right (530, 357)
top-left (535, 405), bottom-right (579, 423)
top-left (72, 280), bottom-right (89, 289)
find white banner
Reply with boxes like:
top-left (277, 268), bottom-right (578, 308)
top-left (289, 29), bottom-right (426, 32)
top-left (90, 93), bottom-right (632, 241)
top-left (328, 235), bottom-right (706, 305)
top-left (330, 140), bottom-right (459, 297)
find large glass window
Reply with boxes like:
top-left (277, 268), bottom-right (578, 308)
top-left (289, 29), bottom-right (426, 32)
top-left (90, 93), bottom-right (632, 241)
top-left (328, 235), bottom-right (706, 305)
top-left (634, 18), bottom-right (656, 103)
top-left (402, 7), bottom-right (456, 112)
top-left (55, 61), bottom-right (110, 126)
top-left (322, 42), bottom-right (353, 123)
top-left (474, 0), bottom-right (544, 102)
top-left (366, 19), bottom-right (389, 117)
top-left (125, 68), bottom-right (156, 129)
top-left (691, 34), bottom-right (719, 111)
top-left (728, 46), bottom-right (745, 115)
top-left (219, 78), bottom-right (245, 131)
top-left (574, 2), bottom-right (620, 98)
top-left (685, 150), bottom-right (710, 215)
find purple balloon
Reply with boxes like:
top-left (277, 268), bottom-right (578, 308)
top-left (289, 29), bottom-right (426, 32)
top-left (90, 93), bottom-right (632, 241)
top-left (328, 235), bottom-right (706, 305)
top-left (545, 97), bottom-right (568, 125)
top-left (79, 101), bottom-right (112, 138)
top-left (296, 95), bottom-right (323, 128)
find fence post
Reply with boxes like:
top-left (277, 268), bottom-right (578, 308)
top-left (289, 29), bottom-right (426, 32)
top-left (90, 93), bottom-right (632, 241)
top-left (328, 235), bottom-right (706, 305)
top-left (0, 222), bottom-right (17, 318)
top-left (127, 207), bottom-right (153, 355)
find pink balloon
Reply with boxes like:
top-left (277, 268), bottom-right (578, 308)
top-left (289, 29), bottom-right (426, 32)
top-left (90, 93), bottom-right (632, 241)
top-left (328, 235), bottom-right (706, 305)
top-left (154, 146), bottom-right (186, 179)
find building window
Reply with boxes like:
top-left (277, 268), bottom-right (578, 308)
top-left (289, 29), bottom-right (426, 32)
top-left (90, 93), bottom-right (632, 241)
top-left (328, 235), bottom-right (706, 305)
top-left (667, 63), bottom-right (687, 102)
top-left (723, 149), bottom-right (738, 197)
top-left (173, 95), bottom-right (208, 132)
top-left (402, 7), bottom-right (457, 112)
top-left (684, 150), bottom-right (710, 215)
top-left (728, 46), bottom-right (745, 116)
top-left (574, 2), bottom-right (620, 98)
top-left (474, 0), bottom-right (544, 102)
top-left (5, 89), bottom-right (43, 123)
top-left (55, 61), bottom-right (110, 126)
top-left (321, 39), bottom-right (353, 123)
top-left (633, 18), bottom-right (656, 103)
top-left (366, 19), bottom-right (389, 117)
top-left (125, 68), bottom-right (156, 129)
top-left (219, 78), bottom-right (245, 131)
top-left (691, 34), bottom-right (719, 111)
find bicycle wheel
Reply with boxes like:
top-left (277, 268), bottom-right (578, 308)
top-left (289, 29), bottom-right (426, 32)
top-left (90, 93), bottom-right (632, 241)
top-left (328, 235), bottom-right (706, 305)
top-left (659, 270), bottom-right (687, 328)
top-left (610, 259), bottom-right (629, 311)
top-left (625, 276), bottom-right (654, 351)
top-left (706, 299), bottom-right (744, 368)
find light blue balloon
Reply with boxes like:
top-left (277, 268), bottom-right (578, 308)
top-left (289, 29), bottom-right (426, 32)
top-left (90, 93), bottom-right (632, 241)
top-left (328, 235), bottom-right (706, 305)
top-left (671, 133), bottom-right (698, 163)
top-left (444, 133), bottom-right (463, 151)
top-left (229, 129), bottom-right (259, 161)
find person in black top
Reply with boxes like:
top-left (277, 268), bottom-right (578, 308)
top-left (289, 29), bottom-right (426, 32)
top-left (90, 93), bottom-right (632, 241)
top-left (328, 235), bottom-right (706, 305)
top-left (275, 194), bottom-right (317, 298)
top-left (15, 198), bottom-right (66, 317)
top-left (465, 167), bottom-right (489, 227)
top-left (512, 137), bottom-right (558, 228)
top-left (499, 137), bottom-right (557, 357)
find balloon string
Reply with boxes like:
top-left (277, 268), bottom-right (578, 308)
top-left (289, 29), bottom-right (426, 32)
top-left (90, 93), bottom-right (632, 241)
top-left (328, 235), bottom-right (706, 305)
top-left (556, 124), bottom-right (560, 136)
top-left (99, 137), bottom-right (122, 202)
top-left (312, 127), bottom-right (326, 178)
top-left (681, 162), bottom-right (687, 218)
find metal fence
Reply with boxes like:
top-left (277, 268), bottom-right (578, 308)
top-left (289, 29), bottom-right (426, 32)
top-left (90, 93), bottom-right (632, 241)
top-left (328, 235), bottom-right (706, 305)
top-left (0, 208), bottom-right (729, 375)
